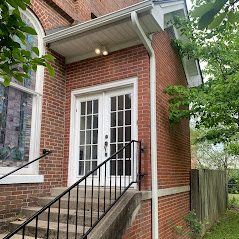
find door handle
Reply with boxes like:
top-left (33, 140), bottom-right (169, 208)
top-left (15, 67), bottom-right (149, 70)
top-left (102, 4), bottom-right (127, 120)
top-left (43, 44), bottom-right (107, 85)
top-left (104, 141), bottom-right (108, 157)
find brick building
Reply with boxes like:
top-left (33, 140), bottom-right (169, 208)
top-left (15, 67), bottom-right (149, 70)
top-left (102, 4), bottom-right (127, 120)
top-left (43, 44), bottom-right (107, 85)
top-left (0, 0), bottom-right (202, 238)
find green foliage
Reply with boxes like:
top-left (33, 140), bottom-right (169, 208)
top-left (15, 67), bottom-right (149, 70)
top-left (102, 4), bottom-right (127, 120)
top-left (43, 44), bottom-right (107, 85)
top-left (192, 0), bottom-right (239, 29)
top-left (174, 211), bottom-right (202, 239)
top-left (185, 211), bottom-right (203, 239)
top-left (0, 0), bottom-right (55, 86)
top-left (164, 15), bottom-right (239, 155)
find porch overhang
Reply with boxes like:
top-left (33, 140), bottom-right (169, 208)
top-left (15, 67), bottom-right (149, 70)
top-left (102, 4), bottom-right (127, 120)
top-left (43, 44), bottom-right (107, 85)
top-left (44, 1), bottom-right (162, 64)
top-left (43, 0), bottom-right (203, 86)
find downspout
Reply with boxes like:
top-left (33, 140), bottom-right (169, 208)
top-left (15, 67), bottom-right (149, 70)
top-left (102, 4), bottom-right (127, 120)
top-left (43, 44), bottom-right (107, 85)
top-left (131, 11), bottom-right (159, 239)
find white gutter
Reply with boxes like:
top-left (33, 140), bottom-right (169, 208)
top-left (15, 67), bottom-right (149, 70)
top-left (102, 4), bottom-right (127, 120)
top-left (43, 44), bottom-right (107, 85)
top-left (131, 11), bottom-right (159, 239)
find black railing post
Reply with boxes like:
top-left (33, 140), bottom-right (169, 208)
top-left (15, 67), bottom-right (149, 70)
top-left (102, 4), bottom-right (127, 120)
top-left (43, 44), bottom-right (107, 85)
top-left (138, 141), bottom-right (142, 191)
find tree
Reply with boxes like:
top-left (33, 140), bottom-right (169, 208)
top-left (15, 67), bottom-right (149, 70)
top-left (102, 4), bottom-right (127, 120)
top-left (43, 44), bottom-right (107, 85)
top-left (164, 11), bottom-right (239, 156)
top-left (192, 0), bottom-right (239, 29)
top-left (191, 128), bottom-right (238, 170)
top-left (0, 0), bottom-right (54, 87)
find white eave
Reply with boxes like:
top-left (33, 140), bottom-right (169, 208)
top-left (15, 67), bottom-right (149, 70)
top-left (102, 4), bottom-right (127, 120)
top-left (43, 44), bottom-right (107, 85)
top-left (44, 0), bottom-right (162, 64)
top-left (43, 0), bottom-right (203, 86)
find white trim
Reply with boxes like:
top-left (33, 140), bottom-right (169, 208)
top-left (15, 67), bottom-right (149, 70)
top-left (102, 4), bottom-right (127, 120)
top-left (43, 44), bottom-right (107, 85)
top-left (131, 11), bottom-right (158, 239)
top-left (0, 175), bottom-right (44, 185)
top-left (68, 77), bottom-right (138, 186)
top-left (141, 186), bottom-right (190, 201)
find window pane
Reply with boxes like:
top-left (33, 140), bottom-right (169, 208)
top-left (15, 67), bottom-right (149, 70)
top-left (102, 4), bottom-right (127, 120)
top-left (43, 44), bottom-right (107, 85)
top-left (86, 130), bottom-right (91, 144)
top-left (93, 130), bottom-right (98, 144)
top-left (125, 110), bottom-right (131, 126)
top-left (125, 160), bottom-right (131, 176)
top-left (92, 145), bottom-right (97, 159)
top-left (85, 161), bottom-right (91, 174)
top-left (118, 127), bottom-right (123, 142)
top-left (111, 112), bottom-right (116, 127)
top-left (110, 128), bottom-right (116, 143)
top-left (117, 160), bottom-right (123, 176)
top-left (118, 95), bottom-right (124, 110)
top-left (125, 94), bottom-right (131, 109)
top-left (0, 86), bottom-right (33, 167)
top-left (79, 161), bottom-right (84, 175)
top-left (80, 131), bottom-right (85, 145)
top-left (80, 116), bottom-right (85, 130)
top-left (79, 146), bottom-right (84, 161)
top-left (110, 144), bottom-right (116, 159)
top-left (87, 101), bottom-right (92, 114)
top-left (93, 100), bottom-right (98, 114)
top-left (118, 111), bottom-right (123, 126)
top-left (110, 160), bottom-right (116, 176)
top-left (111, 97), bottom-right (116, 111)
top-left (81, 102), bottom-right (86, 115)
top-left (87, 116), bottom-right (92, 129)
top-left (125, 127), bottom-right (131, 142)
top-left (86, 146), bottom-right (91, 159)
top-left (93, 115), bottom-right (98, 128)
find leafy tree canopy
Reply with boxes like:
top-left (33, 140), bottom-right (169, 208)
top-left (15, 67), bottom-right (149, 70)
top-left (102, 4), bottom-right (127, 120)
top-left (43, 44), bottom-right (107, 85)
top-left (164, 10), bottom-right (239, 155)
top-left (192, 0), bottom-right (239, 29)
top-left (0, 0), bottom-right (54, 87)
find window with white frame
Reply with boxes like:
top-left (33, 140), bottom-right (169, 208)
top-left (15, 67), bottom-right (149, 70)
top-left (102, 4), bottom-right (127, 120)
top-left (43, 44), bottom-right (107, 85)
top-left (0, 10), bottom-right (44, 175)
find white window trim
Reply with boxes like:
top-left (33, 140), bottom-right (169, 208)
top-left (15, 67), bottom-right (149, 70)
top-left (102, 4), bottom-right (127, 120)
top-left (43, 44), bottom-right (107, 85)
top-left (68, 77), bottom-right (138, 186)
top-left (0, 9), bottom-right (45, 183)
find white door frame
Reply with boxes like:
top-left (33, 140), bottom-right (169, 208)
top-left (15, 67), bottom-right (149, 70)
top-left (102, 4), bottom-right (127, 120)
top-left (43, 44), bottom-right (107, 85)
top-left (68, 77), bottom-right (138, 186)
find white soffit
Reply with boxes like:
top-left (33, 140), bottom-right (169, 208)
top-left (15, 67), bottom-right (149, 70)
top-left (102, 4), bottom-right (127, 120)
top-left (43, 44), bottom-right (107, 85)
top-left (44, 1), bottom-right (161, 64)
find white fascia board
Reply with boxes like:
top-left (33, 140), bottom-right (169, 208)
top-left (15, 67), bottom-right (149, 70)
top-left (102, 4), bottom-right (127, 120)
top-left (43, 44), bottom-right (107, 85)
top-left (44, 0), bottom-right (153, 44)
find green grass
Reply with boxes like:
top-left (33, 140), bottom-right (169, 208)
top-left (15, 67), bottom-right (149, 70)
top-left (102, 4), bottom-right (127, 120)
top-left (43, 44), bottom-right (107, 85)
top-left (203, 210), bottom-right (239, 239)
top-left (229, 194), bottom-right (239, 208)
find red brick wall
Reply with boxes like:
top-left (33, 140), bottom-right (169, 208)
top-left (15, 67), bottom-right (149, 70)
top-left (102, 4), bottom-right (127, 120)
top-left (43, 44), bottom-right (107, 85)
top-left (122, 200), bottom-right (152, 239)
top-left (76, 0), bottom-right (141, 21)
top-left (64, 45), bottom-right (152, 190)
top-left (31, 0), bottom-right (142, 30)
top-left (158, 192), bottom-right (190, 239)
top-left (153, 32), bottom-right (191, 189)
top-left (122, 32), bottom-right (190, 239)
top-left (122, 193), bottom-right (190, 239)
top-left (30, 0), bottom-right (76, 30)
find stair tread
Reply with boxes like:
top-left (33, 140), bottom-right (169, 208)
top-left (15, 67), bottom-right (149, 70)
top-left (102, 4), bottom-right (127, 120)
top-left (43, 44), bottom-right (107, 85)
top-left (10, 219), bottom-right (90, 232)
top-left (0, 234), bottom-right (42, 239)
top-left (39, 196), bottom-right (111, 202)
top-left (24, 206), bottom-right (102, 216)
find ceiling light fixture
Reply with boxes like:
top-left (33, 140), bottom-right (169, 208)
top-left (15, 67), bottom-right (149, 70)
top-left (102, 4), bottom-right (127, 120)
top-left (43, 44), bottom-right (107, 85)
top-left (95, 48), bottom-right (101, 55)
top-left (95, 46), bottom-right (108, 56)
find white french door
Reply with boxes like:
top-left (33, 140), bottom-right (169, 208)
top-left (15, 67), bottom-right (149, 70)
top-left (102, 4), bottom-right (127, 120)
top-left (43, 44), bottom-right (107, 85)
top-left (73, 86), bottom-right (136, 186)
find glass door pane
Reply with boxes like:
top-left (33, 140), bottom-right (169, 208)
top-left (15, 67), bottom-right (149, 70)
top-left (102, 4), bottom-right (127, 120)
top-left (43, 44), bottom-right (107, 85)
top-left (110, 93), bottom-right (132, 176)
top-left (78, 99), bottom-right (99, 176)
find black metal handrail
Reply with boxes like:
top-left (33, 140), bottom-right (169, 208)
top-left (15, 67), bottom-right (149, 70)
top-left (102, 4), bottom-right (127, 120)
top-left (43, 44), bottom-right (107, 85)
top-left (0, 149), bottom-right (52, 181)
top-left (4, 140), bottom-right (141, 239)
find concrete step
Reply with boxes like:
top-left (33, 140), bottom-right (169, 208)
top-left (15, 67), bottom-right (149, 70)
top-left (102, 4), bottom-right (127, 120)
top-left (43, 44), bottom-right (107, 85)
top-left (51, 187), bottom-right (122, 200)
top-left (22, 207), bottom-right (102, 227)
top-left (38, 196), bottom-right (111, 212)
top-left (0, 234), bottom-right (42, 239)
top-left (9, 220), bottom-right (89, 239)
